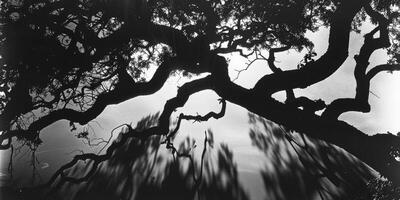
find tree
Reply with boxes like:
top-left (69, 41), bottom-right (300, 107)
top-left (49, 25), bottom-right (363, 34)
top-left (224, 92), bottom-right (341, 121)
top-left (1, 0), bottom-right (400, 195)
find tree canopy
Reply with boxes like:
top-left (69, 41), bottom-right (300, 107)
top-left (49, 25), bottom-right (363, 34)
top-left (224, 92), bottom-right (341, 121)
top-left (1, 0), bottom-right (400, 196)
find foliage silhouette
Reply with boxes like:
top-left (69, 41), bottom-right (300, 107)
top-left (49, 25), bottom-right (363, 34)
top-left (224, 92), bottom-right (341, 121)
top-left (12, 113), bottom-right (249, 200)
top-left (248, 112), bottom-right (376, 200)
top-left (2, 0), bottom-right (400, 197)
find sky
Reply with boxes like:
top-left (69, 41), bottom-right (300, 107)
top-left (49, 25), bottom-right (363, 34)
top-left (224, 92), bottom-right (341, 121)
top-left (1, 23), bottom-right (400, 199)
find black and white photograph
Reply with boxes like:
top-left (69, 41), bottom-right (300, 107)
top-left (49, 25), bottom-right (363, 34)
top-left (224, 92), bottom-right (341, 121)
top-left (1, 0), bottom-right (400, 199)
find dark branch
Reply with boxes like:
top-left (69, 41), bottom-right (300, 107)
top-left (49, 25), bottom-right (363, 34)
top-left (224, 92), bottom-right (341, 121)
top-left (253, 1), bottom-right (367, 95)
top-left (208, 54), bottom-right (400, 185)
top-left (323, 4), bottom-right (391, 119)
top-left (167, 98), bottom-right (226, 140)
top-left (366, 64), bottom-right (400, 80)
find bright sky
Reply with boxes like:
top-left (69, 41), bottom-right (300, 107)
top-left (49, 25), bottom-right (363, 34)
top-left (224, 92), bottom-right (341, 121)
top-left (1, 24), bottom-right (400, 200)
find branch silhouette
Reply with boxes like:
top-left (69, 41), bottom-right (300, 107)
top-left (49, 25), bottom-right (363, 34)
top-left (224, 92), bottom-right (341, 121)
top-left (1, 0), bottom-right (400, 197)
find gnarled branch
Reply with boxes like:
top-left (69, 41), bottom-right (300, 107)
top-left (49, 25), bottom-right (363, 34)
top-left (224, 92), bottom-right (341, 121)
top-left (323, 4), bottom-right (391, 119)
top-left (253, 0), bottom-right (367, 95)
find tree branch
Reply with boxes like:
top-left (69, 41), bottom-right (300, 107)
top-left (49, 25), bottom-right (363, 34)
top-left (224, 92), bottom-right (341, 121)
top-left (29, 59), bottom-right (179, 131)
top-left (0, 58), bottom-right (183, 146)
top-left (26, 75), bottom-right (214, 196)
top-left (323, 4), bottom-right (391, 119)
top-left (208, 54), bottom-right (400, 185)
top-left (167, 98), bottom-right (226, 140)
top-left (253, 0), bottom-right (368, 95)
top-left (366, 64), bottom-right (400, 80)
